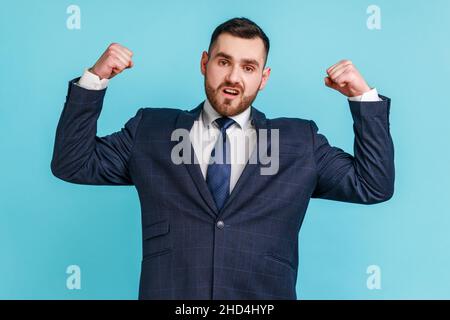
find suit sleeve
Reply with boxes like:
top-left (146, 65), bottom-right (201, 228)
top-left (51, 77), bottom-right (143, 185)
top-left (311, 96), bottom-right (395, 204)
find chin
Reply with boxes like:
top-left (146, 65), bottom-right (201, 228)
top-left (216, 103), bottom-right (246, 117)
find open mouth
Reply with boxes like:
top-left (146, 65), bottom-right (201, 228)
top-left (222, 87), bottom-right (240, 98)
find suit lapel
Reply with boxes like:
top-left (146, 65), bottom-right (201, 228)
top-left (173, 103), bottom-right (270, 219)
top-left (173, 101), bottom-right (219, 218)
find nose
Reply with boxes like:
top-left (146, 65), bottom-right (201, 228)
top-left (225, 65), bottom-right (241, 84)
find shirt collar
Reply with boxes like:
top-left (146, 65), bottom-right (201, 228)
top-left (202, 98), bottom-right (252, 130)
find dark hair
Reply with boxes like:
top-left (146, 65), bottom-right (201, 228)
top-left (208, 17), bottom-right (270, 65)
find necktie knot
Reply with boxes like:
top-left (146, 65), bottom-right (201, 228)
top-left (214, 117), bottom-right (235, 133)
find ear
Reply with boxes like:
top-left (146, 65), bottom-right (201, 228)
top-left (258, 67), bottom-right (271, 91)
top-left (200, 51), bottom-right (209, 76)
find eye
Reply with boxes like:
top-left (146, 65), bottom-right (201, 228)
top-left (244, 66), bottom-right (255, 73)
top-left (218, 59), bottom-right (229, 66)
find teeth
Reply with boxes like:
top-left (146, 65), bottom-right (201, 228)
top-left (224, 88), bottom-right (238, 94)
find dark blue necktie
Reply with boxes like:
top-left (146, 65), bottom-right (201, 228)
top-left (206, 117), bottom-right (236, 211)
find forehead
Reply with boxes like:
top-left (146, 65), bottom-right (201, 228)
top-left (210, 33), bottom-right (266, 64)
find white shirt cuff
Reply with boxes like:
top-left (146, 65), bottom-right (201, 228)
top-left (75, 69), bottom-right (109, 90)
top-left (348, 88), bottom-right (381, 102)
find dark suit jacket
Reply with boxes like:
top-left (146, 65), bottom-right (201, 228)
top-left (51, 78), bottom-right (394, 299)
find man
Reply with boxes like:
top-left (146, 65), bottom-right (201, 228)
top-left (51, 17), bottom-right (394, 299)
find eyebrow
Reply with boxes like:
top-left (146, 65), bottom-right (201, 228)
top-left (214, 51), bottom-right (260, 68)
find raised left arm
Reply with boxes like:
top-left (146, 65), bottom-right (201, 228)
top-left (311, 60), bottom-right (395, 204)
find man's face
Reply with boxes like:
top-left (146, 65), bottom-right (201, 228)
top-left (201, 33), bottom-right (271, 117)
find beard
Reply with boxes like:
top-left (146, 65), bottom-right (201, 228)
top-left (204, 77), bottom-right (259, 117)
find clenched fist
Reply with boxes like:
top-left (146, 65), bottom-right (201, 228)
top-left (324, 60), bottom-right (371, 97)
top-left (89, 43), bottom-right (134, 80)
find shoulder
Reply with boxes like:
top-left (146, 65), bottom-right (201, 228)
top-left (268, 116), bottom-right (315, 141)
top-left (140, 107), bottom-right (185, 119)
top-left (135, 107), bottom-right (191, 127)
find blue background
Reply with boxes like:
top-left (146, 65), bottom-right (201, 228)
top-left (1, 0), bottom-right (449, 299)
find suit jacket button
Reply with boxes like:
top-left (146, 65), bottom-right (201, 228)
top-left (216, 220), bottom-right (225, 229)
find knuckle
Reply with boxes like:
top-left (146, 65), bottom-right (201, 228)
top-left (123, 48), bottom-right (132, 56)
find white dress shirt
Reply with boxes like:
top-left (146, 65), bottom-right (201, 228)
top-left (75, 69), bottom-right (381, 192)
